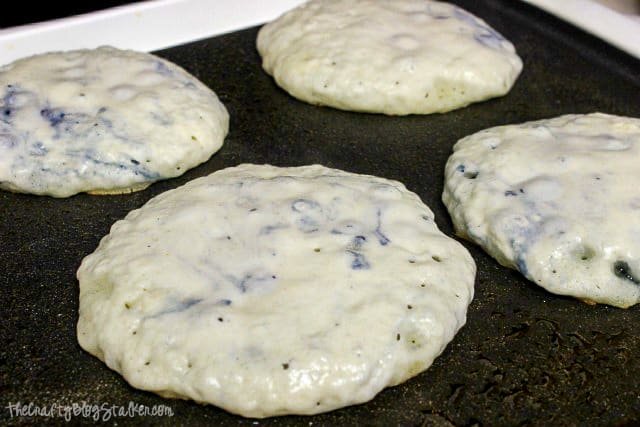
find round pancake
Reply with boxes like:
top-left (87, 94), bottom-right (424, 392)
top-left (0, 46), bottom-right (229, 197)
top-left (257, 0), bottom-right (522, 115)
top-left (443, 113), bottom-right (640, 308)
top-left (77, 164), bottom-right (475, 418)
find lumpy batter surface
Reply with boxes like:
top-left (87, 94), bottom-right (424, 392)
top-left (78, 164), bottom-right (475, 417)
top-left (257, 0), bottom-right (522, 115)
top-left (0, 46), bottom-right (228, 197)
top-left (443, 113), bottom-right (640, 308)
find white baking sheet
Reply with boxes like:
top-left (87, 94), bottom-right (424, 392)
top-left (0, 0), bottom-right (638, 66)
top-left (0, 0), bottom-right (305, 65)
top-left (522, 0), bottom-right (640, 59)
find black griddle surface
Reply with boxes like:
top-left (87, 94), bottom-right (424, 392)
top-left (2, 0), bottom-right (640, 425)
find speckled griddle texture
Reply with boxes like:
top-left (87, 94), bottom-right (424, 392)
top-left (1, 0), bottom-right (639, 425)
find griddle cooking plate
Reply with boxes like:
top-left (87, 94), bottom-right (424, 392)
top-left (1, 0), bottom-right (639, 425)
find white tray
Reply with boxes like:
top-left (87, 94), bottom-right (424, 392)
top-left (522, 0), bottom-right (640, 59)
top-left (0, 0), bottom-right (305, 64)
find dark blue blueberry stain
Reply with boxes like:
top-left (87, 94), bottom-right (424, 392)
top-left (29, 142), bottom-right (48, 157)
top-left (349, 235), bottom-right (367, 251)
top-left (455, 163), bottom-right (478, 179)
top-left (505, 190), bottom-right (518, 197)
top-left (1, 86), bottom-right (20, 124)
top-left (231, 272), bottom-right (276, 293)
top-left (236, 274), bottom-right (251, 293)
top-left (453, 8), bottom-right (480, 26)
top-left (98, 117), bottom-right (113, 130)
top-left (474, 31), bottom-right (505, 49)
top-left (347, 250), bottom-right (370, 270)
top-left (40, 108), bottom-right (66, 127)
top-left (149, 297), bottom-right (203, 318)
top-left (131, 159), bottom-right (140, 165)
top-left (613, 261), bottom-right (640, 285)
top-left (260, 224), bottom-right (289, 235)
top-left (77, 153), bottom-right (159, 180)
top-left (504, 212), bottom-right (547, 280)
top-left (40, 109), bottom-right (93, 138)
top-left (154, 60), bottom-right (174, 76)
top-left (374, 208), bottom-right (390, 246)
top-left (453, 8), bottom-right (505, 49)
top-left (98, 107), bottom-right (107, 114)
top-left (515, 254), bottom-right (528, 277)
top-left (2, 86), bottom-right (17, 104)
top-left (216, 299), bottom-right (232, 306)
top-left (374, 229), bottom-right (390, 246)
top-left (180, 298), bottom-right (203, 310)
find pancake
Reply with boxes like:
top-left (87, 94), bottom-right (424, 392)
top-left (257, 0), bottom-right (522, 115)
top-left (443, 113), bottom-right (640, 308)
top-left (78, 164), bottom-right (475, 417)
top-left (0, 46), bottom-right (228, 197)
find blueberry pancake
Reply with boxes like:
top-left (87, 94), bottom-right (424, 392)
top-left (78, 164), bottom-right (475, 417)
top-left (257, 0), bottom-right (522, 115)
top-left (443, 113), bottom-right (640, 308)
top-left (0, 46), bottom-right (228, 197)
